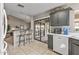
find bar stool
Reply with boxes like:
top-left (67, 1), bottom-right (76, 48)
top-left (18, 25), bottom-right (26, 46)
top-left (26, 30), bottom-right (32, 44)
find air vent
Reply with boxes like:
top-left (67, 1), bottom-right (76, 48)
top-left (17, 4), bottom-right (24, 8)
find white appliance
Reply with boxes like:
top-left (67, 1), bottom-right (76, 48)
top-left (0, 3), bottom-right (8, 55)
top-left (53, 35), bottom-right (68, 55)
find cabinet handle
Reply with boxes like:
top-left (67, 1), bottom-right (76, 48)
top-left (58, 37), bottom-right (62, 39)
top-left (3, 9), bottom-right (7, 39)
top-left (58, 38), bottom-right (61, 39)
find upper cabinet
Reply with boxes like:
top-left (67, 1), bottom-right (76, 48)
top-left (50, 12), bottom-right (58, 26)
top-left (58, 10), bottom-right (69, 26)
top-left (50, 10), bottom-right (69, 26)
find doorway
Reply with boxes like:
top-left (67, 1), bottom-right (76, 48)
top-left (34, 18), bottom-right (49, 43)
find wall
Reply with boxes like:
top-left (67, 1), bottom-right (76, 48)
top-left (69, 10), bottom-right (75, 32)
top-left (7, 15), bottom-right (29, 29)
top-left (5, 8), bottom-right (32, 23)
top-left (33, 11), bottom-right (50, 20)
top-left (31, 17), bottom-right (34, 41)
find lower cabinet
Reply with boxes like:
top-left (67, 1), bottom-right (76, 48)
top-left (71, 44), bottom-right (79, 55)
top-left (48, 34), bottom-right (79, 55)
top-left (48, 35), bottom-right (53, 49)
top-left (69, 38), bottom-right (79, 55)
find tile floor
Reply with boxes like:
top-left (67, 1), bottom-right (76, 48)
top-left (6, 36), bottom-right (58, 55)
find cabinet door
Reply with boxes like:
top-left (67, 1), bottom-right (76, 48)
top-left (66, 10), bottom-right (69, 26)
top-left (58, 10), bottom-right (69, 26)
top-left (49, 15), bottom-right (53, 26)
top-left (70, 39), bottom-right (79, 55)
top-left (53, 13), bottom-right (59, 26)
top-left (50, 13), bottom-right (58, 26)
top-left (48, 35), bottom-right (53, 49)
top-left (71, 44), bottom-right (79, 55)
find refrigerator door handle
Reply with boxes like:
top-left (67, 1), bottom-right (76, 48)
top-left (4, 41), bottom-right (7, 55)
top-left (3, 9), bottom-right (8, 55)
top-left (3, 9), bottom-right (7, 39)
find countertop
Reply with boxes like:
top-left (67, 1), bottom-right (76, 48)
top-left (70, 36), bottom-right (79, 40)
top-left (47, 33), bottom-right (79, 40)
top-left (11, 27), bottom-right (27, 31)
top-left (47, 33), bottom-right (72, 37)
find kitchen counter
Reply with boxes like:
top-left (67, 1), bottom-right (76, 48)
top-left (47, 33), bottom-right (79, 39)
top-left (47, 33), bottom-right (79, 55)
top-left (13, 29), bottom-right (30, 47)
top-left (70, 36), bottom-right (79, 40)
top-left (13, 30), bottom-right (20, 47)
top-left (13, 29), bottom-right (26, 47)
top-left (47, 33), bottom-right (72, 37)
top-left (11, 28), bottom-right (27, 32)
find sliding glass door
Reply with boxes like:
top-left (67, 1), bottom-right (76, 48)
top-left (34, 22), bottom-right (41, 41)
top-left (34, 18), bottom-right (49, 43)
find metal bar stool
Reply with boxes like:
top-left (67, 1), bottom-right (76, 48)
top-left (18, 25), bottom-right (26, 46)
top-left (26, 30), bottom-right (32, 44)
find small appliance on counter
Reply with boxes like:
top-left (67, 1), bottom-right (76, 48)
top-left (50, 26), bottom-right (63, 34)
top-left (54, 28), bottom-right (62, 34)
top-left (63, 26), bottom-right (70, 35)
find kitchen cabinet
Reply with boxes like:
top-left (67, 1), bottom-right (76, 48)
top-left (58, 10), bottom-right (69, 26)
top-left (50, 10), bottom-right (69, 26)
top-left (48, 35), bottom-right (53, 49)
top-left (71, 44), bottom-right (79, 55)
top-left (53, 35), bottom-right (68, 55)
top-left (69, 38), bottom-right (79, 55)
top-left (50, 12), bottom-right (58, 26)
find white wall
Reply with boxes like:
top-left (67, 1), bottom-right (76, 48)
top-left (33, 11), bottom-right (50, 20)
top-left (7, 15), bottom-right (29, 29)
top-left (5, 9), bottom-right (32, 23)
top-left (31, 18), bottom-right (34, 41)
top-left (69, 10), bottom-right (75, 32)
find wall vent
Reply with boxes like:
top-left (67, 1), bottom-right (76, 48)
top-left (17, 4), bottom-right (24, 8)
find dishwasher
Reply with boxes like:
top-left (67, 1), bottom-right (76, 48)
top-left (53, 35), bottom-right (69, 55)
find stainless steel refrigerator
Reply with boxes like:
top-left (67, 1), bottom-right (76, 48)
top-left (0, 3), bottom-right (8, 55)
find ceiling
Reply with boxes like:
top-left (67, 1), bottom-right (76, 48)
top-left (4, 3), bottom-right (64, 16)
top-left (4, 3), bottom-right (79, 22)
